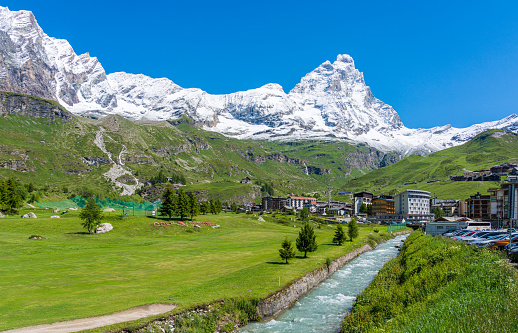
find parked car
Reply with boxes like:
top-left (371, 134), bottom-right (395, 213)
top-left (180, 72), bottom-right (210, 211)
top-left (469, 234), bottom-right (508, 246)
top-left (487, 235), bottom-right (518, 250)
top-left (443, 229), bottom-right (467, 237)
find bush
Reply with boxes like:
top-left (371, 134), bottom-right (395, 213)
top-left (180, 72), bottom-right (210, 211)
top-left (366, 239), bottom-right (376, 248)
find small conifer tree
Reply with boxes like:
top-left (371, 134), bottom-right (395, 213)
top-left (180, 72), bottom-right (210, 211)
top-left (187, 192), bottom-right (199, 219)
top-left (159, 186), bottom-right (176, 218)
top-left (175, 188), bottom-right (189, 220)
top-left (79, 198), bottom-right (103, 234)
top-left (333, 224), bottom-right (346, 245)
top-left (347, 216), bottom-right (359, 242)
top-left (296, 223), bottom-right (318, 258)
top-left (279, 236), bottom-right (296, 264)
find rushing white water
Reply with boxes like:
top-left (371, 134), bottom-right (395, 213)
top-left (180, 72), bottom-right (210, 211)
top-left (238, 234), bottom-right (408, 333)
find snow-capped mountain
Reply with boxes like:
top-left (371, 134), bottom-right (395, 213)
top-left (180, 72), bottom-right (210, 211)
top-left (0, 6), bottom-right (516, 156)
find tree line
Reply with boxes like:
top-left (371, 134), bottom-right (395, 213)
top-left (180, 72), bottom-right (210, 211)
top-left (159, 187), bottom-right (222, 220)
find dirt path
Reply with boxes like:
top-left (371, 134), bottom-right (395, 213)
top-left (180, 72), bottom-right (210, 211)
top-left (3, 304), bottom-right (176, 333)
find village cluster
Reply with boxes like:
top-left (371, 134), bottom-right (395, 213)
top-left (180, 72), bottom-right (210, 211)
top-left (236, 163), bottom-right (518, 236)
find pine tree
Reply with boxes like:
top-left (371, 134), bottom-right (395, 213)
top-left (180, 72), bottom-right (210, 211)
top-left (359, 203), bottom-right (368, 214)
top-left (300, 206), bottom-right (310, 220)
top-left (231, 202), bottom-right (238, 213)
top-left (79, 198), bottom-right (103, 234)
top-left (215, 199), bottom-right (222, 214)
top-left (0, 179), bottom-right (6, 212)
top-left (296, 223), bottom-right (318, 258)
top-left (6, 178), bottom-right (22, 214)
top-left (333, 224), bottom-right (346, 245)
top-left (200, 201), bottom-right (209, 215)
top-left (279, 236), bottom-right (296, 264)
top-left (209, 200), bottom-right (217, 214)
top-left (188, 192), bottom-right (199, 220)
top-left (175, 188), bottom-right (189, 220)
top-left (347, 217), bottom-right (359, 242)
top-left (159, 186), bottom-right (176, 218)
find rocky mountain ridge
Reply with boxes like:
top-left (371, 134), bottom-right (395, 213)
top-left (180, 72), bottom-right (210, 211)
top-left (0, 6), bottom-right (517, 156)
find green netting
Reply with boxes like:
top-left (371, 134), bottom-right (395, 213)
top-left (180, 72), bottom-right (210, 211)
top-left (36, 196), bottom-right (157, 211)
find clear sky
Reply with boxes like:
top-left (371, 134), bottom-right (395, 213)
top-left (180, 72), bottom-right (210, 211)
top-left (3, 0), bottom-right (518, 129)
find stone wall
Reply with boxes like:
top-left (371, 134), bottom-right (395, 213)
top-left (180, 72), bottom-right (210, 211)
top-left (257, 229), bottom-right (412, 319)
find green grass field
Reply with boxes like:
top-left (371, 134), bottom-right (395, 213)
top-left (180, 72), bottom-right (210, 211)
top-left (0, 208), bottom-right (401, 331)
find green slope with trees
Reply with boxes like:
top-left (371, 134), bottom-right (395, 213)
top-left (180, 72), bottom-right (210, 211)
top-left (341, 130), bottom-right (518, 200)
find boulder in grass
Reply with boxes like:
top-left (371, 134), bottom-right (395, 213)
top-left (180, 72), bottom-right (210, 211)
top-left (52, 208), bottom-right (60, 213)
top-left (95, 223), bottom-right (113, 234)
top-left (21, 212), bottom-right (37, 218)
top-left (0, 211), bottom-right (4, 218)
top-left (50, 215), bottom-right (60, 218)
top-left (69, 207), bottom-right (78, 211)
top-left (103, 208), bottom-right (115, 212)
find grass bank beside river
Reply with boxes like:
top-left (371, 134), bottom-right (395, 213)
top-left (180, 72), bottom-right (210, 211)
top-left (341, 232), bottom-right (518, 333)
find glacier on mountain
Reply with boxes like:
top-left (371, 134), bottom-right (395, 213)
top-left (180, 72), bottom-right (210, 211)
top-left (0, 6), bottom-right (516, 156)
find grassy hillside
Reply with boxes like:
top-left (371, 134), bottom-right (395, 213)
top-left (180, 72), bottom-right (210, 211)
top-left (341, 232), bottom-right (518, 332)
top-left (0, 93), bottom-right (398, 202)
top-left (341, 130), bottom-right (518, 200)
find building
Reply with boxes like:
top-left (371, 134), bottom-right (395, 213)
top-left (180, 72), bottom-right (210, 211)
top-left (425, 217), bottom-right (476, 236)
top-left (395, 190), bottom-right (431, 215)
top-left (394, 189), bottom-right (434, 223)
top-left (316, 200), bottom-right (352, 216)
top-left (372, 197), bottom-right (395, 214)
top-left (457, 200), bottom-right (468, 216)
top-left (466, 192), bottom-right (491, 220)
top-left (371, 190), bottom-right (433, 224)
top-left (430, 198), bottom-right (458, 216)
top-left (262, 196), bottom-right (287, 212)
top-left (488, 182), bottom-right (518, 228)
top-left (286, 196), bottom-right (317, 210)
top-left (491, 163), bottom-right (518, 175)
top-left (240, 177), bottom-right (252, 184)
top-left (353, 191), bottom-right (373, 215)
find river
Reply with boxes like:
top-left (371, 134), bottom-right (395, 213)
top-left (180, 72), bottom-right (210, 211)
top-left (237, 234), bottom-right (408, 333)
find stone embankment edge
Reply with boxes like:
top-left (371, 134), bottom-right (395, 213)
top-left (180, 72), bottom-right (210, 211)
top-left (257, 230), bottom-right (412, 320)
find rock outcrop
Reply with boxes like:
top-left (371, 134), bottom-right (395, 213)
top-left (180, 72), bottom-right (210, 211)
top-left (0, 92), bottom-right (72, 121)
top-left (21, 212), bottom-right (37, 218)
top-left (81, 157), bottom-right (111, 167)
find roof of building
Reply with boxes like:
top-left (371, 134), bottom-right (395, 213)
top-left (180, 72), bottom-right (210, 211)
top-left (395, 189), bottom-right (431, 197)
top-left (288, 196), bottom-right (316, 200)
top-left (435, 216), bottom-right (474, 222)
top-left (354, 191), bottom-right (374, 197)
top-left (373, 198), bottom-right (394, 203)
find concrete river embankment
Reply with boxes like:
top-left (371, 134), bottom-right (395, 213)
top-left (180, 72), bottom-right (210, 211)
top-left (238, 234), bottom-right (409, 333)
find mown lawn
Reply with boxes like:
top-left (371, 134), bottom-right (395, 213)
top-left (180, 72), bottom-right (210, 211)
top-left (0, 208), bottom-right (400, 331)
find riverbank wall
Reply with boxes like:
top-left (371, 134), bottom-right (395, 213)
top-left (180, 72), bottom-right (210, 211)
top-left (257, 230), bottom-right (411, 319)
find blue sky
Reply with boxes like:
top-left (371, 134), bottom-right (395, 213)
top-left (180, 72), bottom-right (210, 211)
top-left (3, 0), bottom-right (518, 128)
